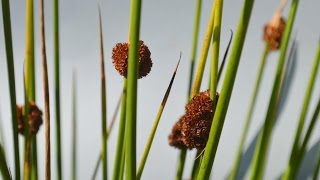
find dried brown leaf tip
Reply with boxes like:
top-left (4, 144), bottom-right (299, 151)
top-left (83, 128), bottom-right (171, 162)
top-left (263, 0), bottom-right (288, 51)
top-left (16, 102), bottom-right (43, 135)
top-left (112, 40), bottom-right (152, 79)
top-left (168, 90), bottom-right (219, 150)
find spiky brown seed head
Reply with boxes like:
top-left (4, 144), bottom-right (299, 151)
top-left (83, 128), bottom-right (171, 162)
top-left (112, 40), bottom-right (152, 79)
top-left (181, 90), bottom-right (219, 150)
top-left (263, 17), bottom-right (286, 51)
top-left (28, 102), bottom-right (43, 135)
top-left (17, 105), bottom-right (24, 135)
top-left (16, 102), bottom-right (43, 135)
top-left (181, 114), bottom-right (212, 150)
top-left (168, 118), bottom-right (187, 149)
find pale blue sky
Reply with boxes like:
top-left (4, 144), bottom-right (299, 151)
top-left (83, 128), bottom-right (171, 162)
top-left (1, 0), bottom-right (320, 179)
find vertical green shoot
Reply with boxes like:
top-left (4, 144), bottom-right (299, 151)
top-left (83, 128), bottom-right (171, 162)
top-left (98, 7), bottom-right (108, 180)
top-left (53, 0), bottom-right (62, 178)
top-left (197, 0), bottom-right (255, 179)
top-left (72, 73), bottom-right (77, 180)
top-left (229, 44), bottom-right (269, 180)
top-left (283, 42), bottom-right (320, 180)
top-left (125, 0), bottom-right (142, 178)
top-left (250, 0), bottom-right (299, 179)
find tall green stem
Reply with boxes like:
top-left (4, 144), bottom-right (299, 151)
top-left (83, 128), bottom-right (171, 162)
top-left (71, 73), bottom-right (77, 180)
top-left (113, 81), bottom-right (127, 180)
top-left (53, 0), bottom-right (62, 178)
top-left (1, 0), bottom-right (20, 178)
top-left (313, 145), bottom-right (320, 180)
top-left (229, 44), bottom-right (269, 180)
top-left (250, 0), bottom-right (299, 179)
top-left (125, 0), bottom-right (142, 178)
top-left (99, 9), bottom-right (108, 180)
top-left (197, 0), bottom-right (255, 179)
top-left (282, 43), bottom-right (320, 180)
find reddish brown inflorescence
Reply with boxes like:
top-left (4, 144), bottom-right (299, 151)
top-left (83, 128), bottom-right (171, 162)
top-left (112, 40), bottom-right (152, 79)
top-left (263, 17), bottom-right (286, 51)
top-left (168, 90), bottom-right (219, 150)
top-left (16, 102), bottom-right (43, 135)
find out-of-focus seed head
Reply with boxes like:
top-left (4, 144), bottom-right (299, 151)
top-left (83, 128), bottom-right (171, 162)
top-left (17, 105), bottom-right (24, 135)
top-left (168, 90), bottom-right (219, 150)
top-left (112, 40), bottom-right (152, 79)
top-left (16, 102), bottom-right (43, 136)
top-left (28, 102), bottom-right (43, 135)
top-left (168, 118), bottom-right (187, 149)
top-left (263, 17), bottom-right (286, 51)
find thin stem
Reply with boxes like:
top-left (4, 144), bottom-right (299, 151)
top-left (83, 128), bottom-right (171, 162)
top-left (282, 43), bottom-right (320, 180)
top-left (40, 0), bottom-right (51, 178)
top-left (197, 0), bottom-right (255, 179)
top-left (71, 73), bottom-right (77, 180)
top-left (113, 81), bottom-right (127, 180)
top-left (137, 56), bottom-right (181, 179)
top-left (313, 145), bottom-right (320, 180)
top-left (98, 8), bottom-right (108, 180)
top-left (53, 0), bottom-right (62, 178)
top-left (1, 0), bottom-right (20, 178)
top-left (250, 0), bottom-right (299, 179)
top-left (176, 150), bottom-right (187, 180)
top-left (229, 44), bottom-right (269, 180)
top-left (125, 0), bottom-right (142, 178)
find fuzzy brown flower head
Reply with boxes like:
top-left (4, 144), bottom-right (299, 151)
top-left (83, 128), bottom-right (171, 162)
top-left (181, 114), bottom-right (212, 150)
top-left (112, 40), bottom-right (152, 79)
top-left (168, 118), bottom-right (187, 149)
top-left (17, 105), bottom-right (24, 134)
top-left (185, 90), bottom-right (219, 120)
top-left (16, 102), bottom-right (43, 135)
top-left (28, 102), bottom-right (43, 134)
top-left (263, 17), bottom-right (286, 51)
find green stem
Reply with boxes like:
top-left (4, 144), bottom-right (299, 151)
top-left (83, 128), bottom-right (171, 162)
top-left (98, 8), bottom-right (108, 180)
top-left (177, 0), bottom-right (202, 178)
top-left (282, 43), bottom-right (320, 180)
top-left (191, 151), bottom-right (201, 179)
top-left (250, 0), bottom-right (299, 179)
top-left (113, 81), bottom-right (127, 180)
top-left (137, 57), bottom-right (181, 179)
top-left (197, 0), bottom-right (255, 179)
top-left (1, 0), bottom-right (21, 179)
top-left (0, 144), bottom-right (11, 180)
top-left (53, 0), bottom-right (62, 178)
top-left (72, 73), bottom-right (77, 180)
top-left (125, 0), bottom-right (142, 178)
top-left (313, 145), bottom-right (320, 180)
top-left (229, 44), bottom-right (269, 180)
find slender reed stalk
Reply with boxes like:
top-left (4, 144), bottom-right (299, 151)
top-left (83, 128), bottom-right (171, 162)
top-left (313, 146), bottom-right (320, 180)
top-left (293, 95), bottom-right (320, 178)
top-left (2, 1), bottom-right (21, 177)
top-left (137, 55), bottom-right (181, 179)
top-left (91, 95), bottom-right (121, 180)
top-left (98, 8), bottom-right (108, 180)
top-left (40, 0), bottom-right (51, 178)
top-left (71, 73), bottom-right (77, 180)
top-left (53, 0), bottom-right (62, 178)
top-left (197, 0), bottom-right (255, 179)
top-left (125, 0), bottom-right (142, 178)
top-left (229, 44), bottom-right (270, 180)
top-left (119, 147), bottom-right (126, 180)
top-left (250, 0), bottom-right (299, 179)
top-left (177, 1), bottom-right (202, 177)
top-left (0, 144), bottom-right (11, 180)
top-left (282, 42), bottom-right (320, 180)
top-left (113, 81), bottom-right (127, 180)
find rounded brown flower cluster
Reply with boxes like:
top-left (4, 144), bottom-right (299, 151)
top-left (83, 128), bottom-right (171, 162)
top-left (168, 90), bottom-right (219, 150)
top-left (112, 40), bottom-right (152, 79)
top-left (17, 102), bottom-right (43, 135)
top-left (263, 17), bottom-right (286, 51)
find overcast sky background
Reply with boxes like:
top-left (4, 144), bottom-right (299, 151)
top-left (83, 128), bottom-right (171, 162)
top-left (1, 0), bottom-right (320, 179)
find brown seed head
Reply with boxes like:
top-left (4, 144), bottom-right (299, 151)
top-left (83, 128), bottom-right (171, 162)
top-left (112, 40), bottom-right (152, 79)
top-left (263, 17), bottom-right (286, 51)
top-left (16, 102), bottom-right (43, 136)
top-left (168, 118), bottom-right (187, 149)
